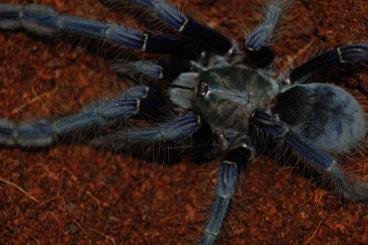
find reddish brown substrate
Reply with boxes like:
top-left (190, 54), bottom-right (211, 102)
top-left (0, 0), bottom-right (367, 244)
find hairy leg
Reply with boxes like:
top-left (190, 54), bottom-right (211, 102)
top-left (245, 0), bottom-right (290, 51)
top-left (243, 0), bottom-right (291, 67)
top-left (250, 109), bottom-right (368, 202)
top-left (0, 3), bottom-right (195, 55)
top-left (101, 0), bottom-right (235, 54)
top-left (250, 109), bottom-right (335, 168)
top-left (113, 59), bottom-right (192, 80)
top-left (285, 44), bottom-right (368, 83)
top-left (201, 147), bottom-right (252, 245)
top-left (0, 86), bottom-right (152, 147)
top-left (90, 112), bottom-right (201, 147)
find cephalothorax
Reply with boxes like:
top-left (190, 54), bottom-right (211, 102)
top-left (0, 0), bottom-right (367, 244)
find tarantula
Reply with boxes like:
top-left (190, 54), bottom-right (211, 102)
top-left (0, 0), bottom-right (368, 244)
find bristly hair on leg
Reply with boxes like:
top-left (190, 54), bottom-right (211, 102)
top-left (98, 0), bottom-right (181, 34)
top-left (112, 60), bottom-right (164, 80)
top-left (245, 0), bottom-right (293, 51)
top-left (322, 160), bottom-right (368, 203)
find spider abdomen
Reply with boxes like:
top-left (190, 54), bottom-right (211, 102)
top-left (272, 83), bottom-right (367, 153)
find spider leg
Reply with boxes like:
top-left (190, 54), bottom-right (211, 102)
top-left (250, 109), bottom-right (368, 202)
top-left (244, 0), bottom-right (290, 67)
top-left (90, 112), bottom-right (201, 147)
top-left (102, 0), bottom-right (234, 54)
top-left (286, 44), bottom-right (368, 83)
top-left (0, 86), bottom-right (153, 147)
top-left (201, 147), bottom-right (252, 245)
top-left (250, 109), bottom-right (334, 168)
top-left (113, 59), bottom-right (192, 80)
top-left (322, 161), bottom-right (368, 202)
top-left (0, 3), bottom-right (195, 55)
top-left (245, 0), bottom-right (290, 52)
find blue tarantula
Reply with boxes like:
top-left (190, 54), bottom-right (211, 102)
top-left (0, 0), bottom-right (368, 244)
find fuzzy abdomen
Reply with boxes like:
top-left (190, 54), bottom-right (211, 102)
top-left (273, 83), bottom-right (366, 153)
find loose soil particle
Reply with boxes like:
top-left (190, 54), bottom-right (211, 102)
top-left (0, 0), bottom-right (367, 244)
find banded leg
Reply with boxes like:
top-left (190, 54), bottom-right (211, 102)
top-left (102, 0), bottom-right (234, 54)
top-left (90, 112), bottom-right (201, 147)
top-left (0, 86), bottom-right (151, 147)
top-left (250, 109), bottom-right (368, 202)
top-left (287, 44), bottom-right (368, 83)
top-left (201, 147), bottom-right (252, 245)
top-left (0, 3), bottom-right (194, 54)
